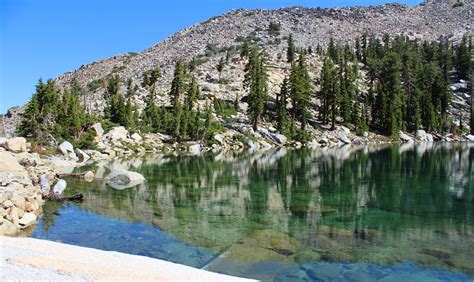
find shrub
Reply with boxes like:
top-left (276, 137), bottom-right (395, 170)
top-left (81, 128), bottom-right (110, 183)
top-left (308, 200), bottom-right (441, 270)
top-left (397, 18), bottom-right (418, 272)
top-left (87, 79), bottom-right (104, 92)
top-left (268, 22), bottom-right (281, 36)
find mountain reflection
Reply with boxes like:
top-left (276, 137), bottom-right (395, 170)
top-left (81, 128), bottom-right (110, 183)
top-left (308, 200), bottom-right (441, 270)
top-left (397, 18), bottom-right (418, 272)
top-left (37, 143), bottom-right (474, 276)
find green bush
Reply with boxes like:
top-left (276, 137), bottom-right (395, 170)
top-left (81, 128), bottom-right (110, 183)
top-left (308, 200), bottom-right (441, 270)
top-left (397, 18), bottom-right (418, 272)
top-left (87, 79), bottom-right (104, 92)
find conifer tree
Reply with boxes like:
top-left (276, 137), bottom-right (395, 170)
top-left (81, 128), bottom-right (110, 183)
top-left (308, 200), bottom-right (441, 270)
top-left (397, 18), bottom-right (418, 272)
top-left (188, 57), bottom-right (197, 72)
top-left (217, 57), bottom-right (225, 78)
top-left (328, 37), bottom-right (339, 63)
top-left (240, 41), bottom-right (250, 59)
top-left (185, 75), bottom-right (200, 111)
top-left (338, 60), bottom-right (351, 124)
top-left (106, 75), bottom-right (120, 99)
top-left (142, 86), bottom-right (160, 132)
top-left (355, 37), bottom-right (362, 61)
top-left (18, 78), bottom-right (94, 145)
top-left (289, 53), bottom-right (312, 130)
top-left (142, 72), bottom-right (150, 88)
top-left (125, 78), bottom-right (136, 98)
top-left (320, 57), bottom-right (338, 129)
top-left (287, 34), bottom-right (296, 63)
top-left (149, 67), bottom-right (161, 86)
top-left (56, 89), bottom-right (86, 139)
top-left (470, 79), bottom-right (474, 135)
top-left (381, 52), bottom-right (403, 138)
top-left (456, 35), bottom-right (471, 80)
top-left (170, 60), bottom-right (186, 111)
top-left (276, 77), bottom-right (289, 134)
top-left (18, 83), bottom-right (41, 138)
top-left (244, 47), bottom-right (268, 131)
top-left (18, 79), bottom-right (60, 139)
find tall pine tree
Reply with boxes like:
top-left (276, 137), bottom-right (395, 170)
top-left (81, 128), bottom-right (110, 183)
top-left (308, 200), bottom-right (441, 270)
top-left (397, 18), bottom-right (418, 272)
top-left (244, 47), bottom-right (268, 131)
top-left (276, 77), bottom-right (289, 134)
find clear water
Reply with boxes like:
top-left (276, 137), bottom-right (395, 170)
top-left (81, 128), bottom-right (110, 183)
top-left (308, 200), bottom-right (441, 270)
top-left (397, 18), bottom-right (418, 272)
top-left (29, 143), bottom-right (474, 281)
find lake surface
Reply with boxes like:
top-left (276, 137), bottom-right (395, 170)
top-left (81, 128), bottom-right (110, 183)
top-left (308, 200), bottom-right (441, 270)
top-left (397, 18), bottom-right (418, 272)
top-left (29, 143), bottom-right (474, 281)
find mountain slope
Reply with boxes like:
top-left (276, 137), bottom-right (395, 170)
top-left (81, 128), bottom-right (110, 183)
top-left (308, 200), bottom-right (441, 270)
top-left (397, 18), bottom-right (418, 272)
top-left (7, 0), bottom-right (471, 142)
top-left (56, 1), bottom-right (471, 93)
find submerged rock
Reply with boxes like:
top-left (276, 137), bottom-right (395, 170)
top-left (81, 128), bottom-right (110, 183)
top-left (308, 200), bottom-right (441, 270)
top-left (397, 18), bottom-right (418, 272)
top-left (294, 249), bottom-right (322, 263)
top-left (83, 171), bottom-right (95, 182)
top-left (247, 229), bottom-right (298, 255)
top-left (419, 248), bottom-right (452, 260)
top-left (105, 169), bottom-right (145, 189)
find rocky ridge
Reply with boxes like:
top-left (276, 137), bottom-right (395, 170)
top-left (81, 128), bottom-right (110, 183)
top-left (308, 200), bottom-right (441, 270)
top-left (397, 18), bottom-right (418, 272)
top-left (54, 1), bottom-right (471, 99)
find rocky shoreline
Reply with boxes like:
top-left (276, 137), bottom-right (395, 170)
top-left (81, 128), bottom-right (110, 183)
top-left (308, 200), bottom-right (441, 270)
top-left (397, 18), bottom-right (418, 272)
top-left (1, 123), bottom-right (473, 236)
top-left (0, 236), bottom-right (254, 281)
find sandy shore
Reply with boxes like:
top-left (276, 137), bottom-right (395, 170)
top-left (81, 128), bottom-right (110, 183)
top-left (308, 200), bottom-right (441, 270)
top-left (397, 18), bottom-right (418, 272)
top-left (0, 236), bottom-right (255, 281)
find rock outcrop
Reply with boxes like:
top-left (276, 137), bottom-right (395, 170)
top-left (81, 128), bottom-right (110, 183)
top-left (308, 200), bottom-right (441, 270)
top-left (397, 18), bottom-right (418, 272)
top-left (105, 169), bottom-right (145, 189)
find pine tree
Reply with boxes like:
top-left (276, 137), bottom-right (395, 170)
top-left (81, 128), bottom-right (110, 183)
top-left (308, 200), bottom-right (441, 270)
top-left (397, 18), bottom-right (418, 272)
top-left (142, 72), bottom-right (150, 88)
top-left (276, 77), bottom-right (289, 134)
top-left (149, 67), bottom-right (161, 86)
top-left (125, 78), bottom-right (136, 98)
top-left (225, 50), bottom-right (231, 63)
top-left (185, 75), bottom-right (200, 111)
top-left (338, 60), bottom-right (351, 124)
top-left (17, 86), bottom-right (41, 138)
top-left (18, 79), bottom-right (61, 139)
top-left (240, 41), bottom-right (250, 59)
top-left (456, 35), bottom-right (471, 80)
top-left (18, 78), bottom-right (94, 146)
top-left (328, 37), bottom-right (339, 63)
top-left (142, 87), bottom-right (160, 132)
top-left (289, 53), bottom-right (312, 130)
top-left (381, 52), bottom-right (403, 138)
top-left (170, 60), bottom-right (186, 111)
top-left (217, 57), bottom-right (225, 78)
top-left (418, 61), bottom-right (438, 131)
top-left (244, 46), bottom-right (268, 131)
top-left (470, 78), bottom-right (474, 135)
top-left (401, 50), bottom-right (421, 131)
top-left (106, 75), bottom-right (120, 99)
top-left (320, 57), bottom-right (338, 129)
top-left (287, 34), bottom-right (296, 63)
top-left (188, 57), bottom-right (197, 72)
top-left (355, 37), bottom-right (362, 61)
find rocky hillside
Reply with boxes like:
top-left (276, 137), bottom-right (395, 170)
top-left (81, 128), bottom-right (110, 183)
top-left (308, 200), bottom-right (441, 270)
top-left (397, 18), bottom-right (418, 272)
top-left (56, 0), bottom-right (471, 91)
top-left (5, 0), bottom-right (472, 141)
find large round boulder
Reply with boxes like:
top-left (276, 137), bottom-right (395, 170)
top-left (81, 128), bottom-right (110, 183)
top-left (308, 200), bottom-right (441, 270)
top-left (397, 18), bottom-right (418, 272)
top-left (5, 137), bottom-right (27, 153)
top-left (105, 169), bottom-right (145, 189)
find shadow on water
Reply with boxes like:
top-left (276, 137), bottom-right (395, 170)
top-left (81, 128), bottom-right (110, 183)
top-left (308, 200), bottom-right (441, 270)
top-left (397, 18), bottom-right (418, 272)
top-left (31, 143), bottom-right (474, 281)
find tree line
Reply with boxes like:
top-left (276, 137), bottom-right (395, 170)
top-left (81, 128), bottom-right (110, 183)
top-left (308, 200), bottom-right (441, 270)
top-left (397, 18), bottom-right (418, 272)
top-left (245, 32), bottom-right (472, 140)
top-left (18, 31), bottom-right (473, 148)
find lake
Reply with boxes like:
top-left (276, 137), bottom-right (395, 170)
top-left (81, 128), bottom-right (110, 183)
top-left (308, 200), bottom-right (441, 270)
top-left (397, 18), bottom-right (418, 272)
top-left (29, 143), bottom-right (474, 281)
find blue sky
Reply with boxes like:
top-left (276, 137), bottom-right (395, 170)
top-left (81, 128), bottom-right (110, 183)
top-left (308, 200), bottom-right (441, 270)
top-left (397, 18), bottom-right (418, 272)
top-left (0, 0), bottom-right (422, 113)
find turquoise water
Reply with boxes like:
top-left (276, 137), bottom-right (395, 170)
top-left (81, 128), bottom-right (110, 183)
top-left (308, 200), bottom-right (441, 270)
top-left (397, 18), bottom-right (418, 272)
top-left (30, 143), bottom-right (474, 281)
